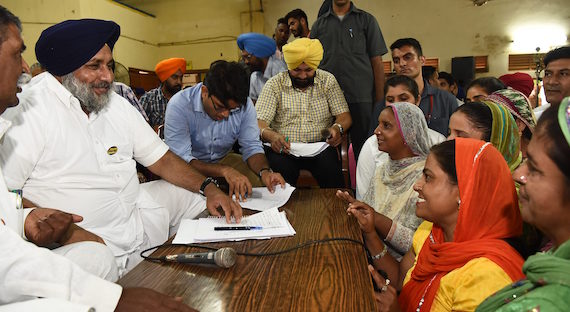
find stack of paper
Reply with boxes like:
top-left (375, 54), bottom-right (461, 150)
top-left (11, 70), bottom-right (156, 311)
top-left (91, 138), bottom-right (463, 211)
top-left (173, 208), bottom-right (296, 244)
top-left (238, 183), bottom-right (296, 211)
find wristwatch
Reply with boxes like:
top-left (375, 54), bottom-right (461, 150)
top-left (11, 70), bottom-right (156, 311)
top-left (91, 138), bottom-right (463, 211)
top-left (199, 177), bottom-right (219, 196)
top-left (258, 167), bottom-right (273, 178)
top-left (333, 123), bottom-right (344, 135)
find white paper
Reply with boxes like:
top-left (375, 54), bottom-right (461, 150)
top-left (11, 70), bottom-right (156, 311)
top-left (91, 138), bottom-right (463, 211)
top-left (173, 208), bottom-right (296, 244)
top-left (264, 142), bottom-right (329, 157)
top-left (238, 183), bottom-right (296, 212)
top-left (173, 219), bottom-right (199, 244)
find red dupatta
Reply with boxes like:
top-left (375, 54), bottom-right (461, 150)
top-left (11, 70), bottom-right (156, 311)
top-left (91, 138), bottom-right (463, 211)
top-left (399, 138), bottom-right (525, 312)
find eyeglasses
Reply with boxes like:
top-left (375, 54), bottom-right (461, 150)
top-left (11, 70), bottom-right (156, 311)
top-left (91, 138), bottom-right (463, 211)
top-left (210, 96), bottom-right (240, 114)
top-left (241, 53), bottom-right (253, 61)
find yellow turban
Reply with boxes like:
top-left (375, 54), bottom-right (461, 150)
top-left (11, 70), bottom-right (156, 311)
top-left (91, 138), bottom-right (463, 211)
top-left (283, 38), bottom-right (323, 70)
top-left (155, 58), bottom-right (186, 82)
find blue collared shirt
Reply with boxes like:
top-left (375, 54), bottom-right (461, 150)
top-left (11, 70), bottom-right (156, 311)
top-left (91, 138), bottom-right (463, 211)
top-left (368, 79), bottom-right (458, 136)
top-left (164, 83), bottom-right (264, 163)
top-left (249, 53), bottom-right (287, 101)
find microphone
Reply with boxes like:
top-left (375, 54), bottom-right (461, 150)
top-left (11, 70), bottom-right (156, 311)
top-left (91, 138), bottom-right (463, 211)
top-left (164, 247), bottom-right (237, 268)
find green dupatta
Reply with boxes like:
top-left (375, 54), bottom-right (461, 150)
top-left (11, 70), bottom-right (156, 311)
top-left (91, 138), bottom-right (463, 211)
top-left (481, 100), bottom-right (522, 171)
top-left (476, 239), bottom-right (570, 312)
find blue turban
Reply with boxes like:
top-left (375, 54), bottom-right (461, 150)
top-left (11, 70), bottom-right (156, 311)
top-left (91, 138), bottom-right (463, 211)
top-left (35, 19), bottom-right (120, 76)
top-left (237, 33), bottom-right (276, 58)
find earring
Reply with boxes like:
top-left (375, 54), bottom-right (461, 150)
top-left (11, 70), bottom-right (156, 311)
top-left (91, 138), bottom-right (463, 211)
top-left (457, 199), bottom-right (461, 210)
top-left (519, 175), bottom-right (527, 183)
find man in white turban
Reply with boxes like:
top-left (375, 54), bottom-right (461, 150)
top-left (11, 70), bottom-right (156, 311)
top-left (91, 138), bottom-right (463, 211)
top-left (255, 38), bottom-right (352, 188)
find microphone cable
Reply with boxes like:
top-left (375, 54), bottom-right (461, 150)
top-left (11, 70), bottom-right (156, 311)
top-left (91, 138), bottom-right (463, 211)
top-left (140, 237), bottom-right (366, 263)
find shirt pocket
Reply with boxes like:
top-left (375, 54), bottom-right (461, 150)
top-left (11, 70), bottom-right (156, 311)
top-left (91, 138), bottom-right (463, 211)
top-left (277, 91), bottom-right (300, 126)
top-left (349, 27), bottom-right (367, 55)
top-left (308, 91), bottom-right (330, 124)
top-left (103, 141), bottom-right (134, 165)
top-left (215, 123), bottom-right (240, 152)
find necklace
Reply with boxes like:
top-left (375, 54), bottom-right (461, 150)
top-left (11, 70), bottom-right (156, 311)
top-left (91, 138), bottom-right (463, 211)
top-left (416, 274), bottom-right (438, 312)
top-left (417, 232), bottom-right (438, 312)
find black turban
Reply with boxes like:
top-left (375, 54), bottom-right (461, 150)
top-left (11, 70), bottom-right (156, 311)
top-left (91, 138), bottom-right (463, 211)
top-left (35, 19), bottom-right (120, 76)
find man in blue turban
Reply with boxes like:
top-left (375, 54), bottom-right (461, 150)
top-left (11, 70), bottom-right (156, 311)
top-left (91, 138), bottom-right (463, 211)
top-left (0, 9), bottom-right (200, 311)
top-left (1, 18), bottom-right (242, 279)
top-left (237, 32), bottom-right (286, 103)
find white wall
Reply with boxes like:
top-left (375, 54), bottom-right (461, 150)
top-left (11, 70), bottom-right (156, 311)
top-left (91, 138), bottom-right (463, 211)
top-left (5, 0), bottom-right (159, 70)
top-left (263, 0), bottom-right (569, 78)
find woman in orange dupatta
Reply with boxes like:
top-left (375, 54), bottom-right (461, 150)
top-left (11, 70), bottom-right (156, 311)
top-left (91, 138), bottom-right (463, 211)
top-left (360, 138), bottom-right (525, 311)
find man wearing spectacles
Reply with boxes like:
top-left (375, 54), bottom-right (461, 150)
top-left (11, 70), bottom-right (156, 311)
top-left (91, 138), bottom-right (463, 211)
top-left (165, 61), bottom-right (285, 201)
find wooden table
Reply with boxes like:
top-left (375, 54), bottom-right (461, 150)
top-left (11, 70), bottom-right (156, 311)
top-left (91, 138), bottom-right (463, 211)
top-left (118, 189), bottom-right (376, 311)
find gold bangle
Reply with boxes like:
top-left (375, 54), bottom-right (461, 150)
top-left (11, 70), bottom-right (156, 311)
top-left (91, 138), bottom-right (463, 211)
top-left (260, 127), bottom-right (271, 140)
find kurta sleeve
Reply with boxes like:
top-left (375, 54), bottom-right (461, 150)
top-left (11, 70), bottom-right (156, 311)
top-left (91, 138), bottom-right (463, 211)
top-left (0, 226), bottom-right (122, 311)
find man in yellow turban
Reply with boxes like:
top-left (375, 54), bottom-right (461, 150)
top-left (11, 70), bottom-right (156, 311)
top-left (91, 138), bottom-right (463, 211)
top-left (140, 57), bottom-right (186, 127)
top-left (255, 38), bottom-right (352, 188)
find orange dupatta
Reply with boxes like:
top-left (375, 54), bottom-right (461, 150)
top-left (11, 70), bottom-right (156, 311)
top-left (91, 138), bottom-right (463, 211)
top-left (399, 138), bottom-right (525, 312)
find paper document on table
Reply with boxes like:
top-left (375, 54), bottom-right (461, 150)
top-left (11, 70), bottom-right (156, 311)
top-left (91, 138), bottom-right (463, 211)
top-left (173, 207), bottom-right (296, 244)
top-left (263, 142), bottom-right (329, 157)
top-left (239, 183), bottom-right (295, 211)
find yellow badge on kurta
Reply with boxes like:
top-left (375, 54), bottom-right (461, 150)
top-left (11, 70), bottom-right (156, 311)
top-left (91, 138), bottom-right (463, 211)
top-left (107, 146), bottom-right (118, 155)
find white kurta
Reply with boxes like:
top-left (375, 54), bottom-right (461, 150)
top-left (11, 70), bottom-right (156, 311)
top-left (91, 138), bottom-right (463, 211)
top-left (0, 73), bottom-right (204, 269)
top-left (0, 116), bottom-right (122, 311)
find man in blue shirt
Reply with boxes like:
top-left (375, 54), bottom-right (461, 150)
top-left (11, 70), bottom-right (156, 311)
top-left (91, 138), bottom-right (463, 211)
top-left (369, 38), bottom-right (458, 136)
top-left (165, 61), bottom-right (285, 201)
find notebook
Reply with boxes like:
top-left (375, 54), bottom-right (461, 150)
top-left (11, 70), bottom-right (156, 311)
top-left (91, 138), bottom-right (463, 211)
top-left (173, 207), bottom-right (296, 244)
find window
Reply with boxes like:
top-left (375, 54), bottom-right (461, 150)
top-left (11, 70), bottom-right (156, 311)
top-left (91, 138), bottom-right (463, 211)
top-left (424, 58), bottom-right (439, 70)
top-left (475, 55), bottom-right (488, 73)
top-left (508, 53), bottom-right (545, 71)
top-left (383, 60), bottom-right (392, 73)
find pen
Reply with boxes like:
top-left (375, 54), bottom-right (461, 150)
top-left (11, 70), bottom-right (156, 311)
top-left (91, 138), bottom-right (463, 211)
top-left (349, 28), bottom-right (353, 38)
top-left (214, 226), bottom-right (263, 231)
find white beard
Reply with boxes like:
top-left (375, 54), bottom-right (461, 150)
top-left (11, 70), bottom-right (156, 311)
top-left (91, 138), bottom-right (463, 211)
top-left (62, 73), bottom-right (112, 113)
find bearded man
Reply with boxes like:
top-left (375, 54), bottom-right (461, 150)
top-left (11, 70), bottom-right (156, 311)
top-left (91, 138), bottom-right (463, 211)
top-left (0, 19), bottom-right (241, 276)
top-left (237, 32), bottom-right (286, 103)
top-left (255, 38), bottom-right (351, 188)
top-left (140, 57), bottom-right (186, 127)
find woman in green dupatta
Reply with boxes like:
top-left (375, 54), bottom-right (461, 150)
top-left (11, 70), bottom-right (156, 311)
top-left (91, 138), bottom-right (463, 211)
top-left (486, 89), bottom-right (537, 158)
top-left (448, 100), bottom-right (522, 171)
top-left (477, 98), bottom-right (570, 312)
